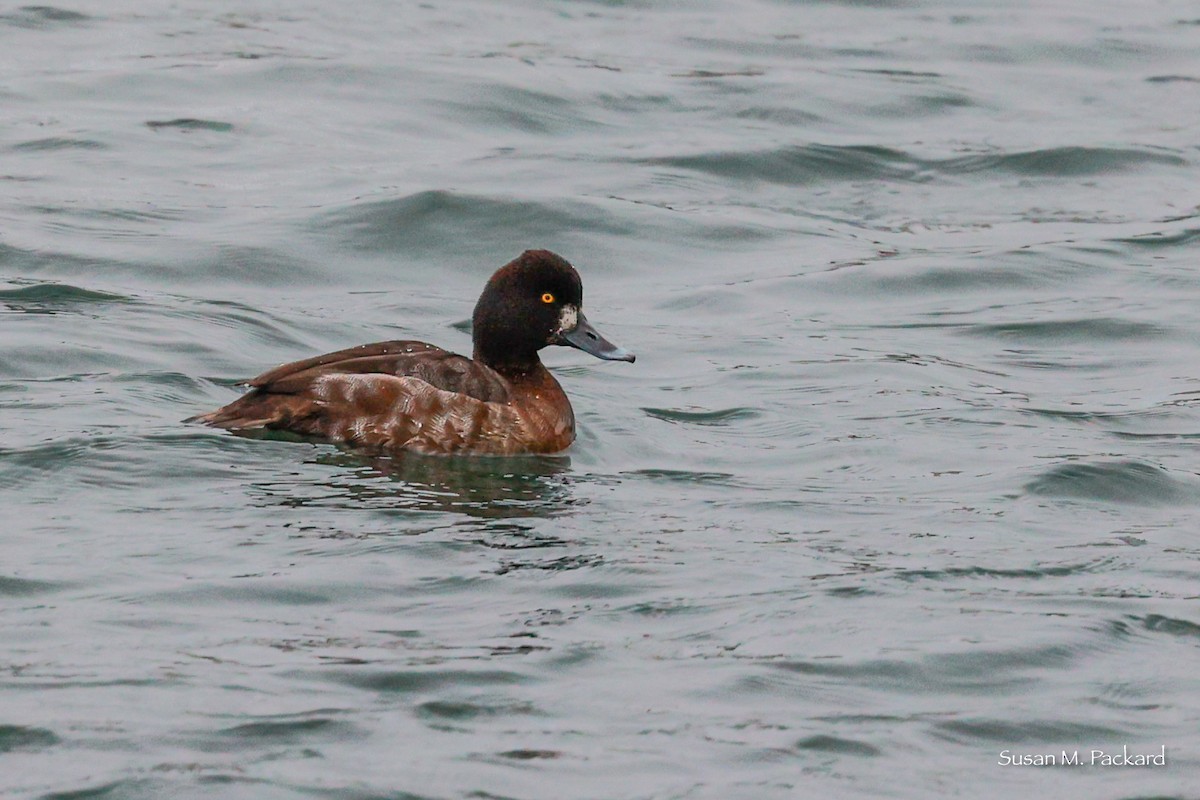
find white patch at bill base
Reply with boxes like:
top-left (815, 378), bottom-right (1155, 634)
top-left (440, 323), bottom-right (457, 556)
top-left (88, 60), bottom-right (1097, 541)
top-left (558, 304), bottom-right (579, 333)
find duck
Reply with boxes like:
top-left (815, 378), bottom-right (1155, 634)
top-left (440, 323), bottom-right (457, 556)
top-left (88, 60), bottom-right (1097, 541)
top-left (188, 249), bottom-right (635, 455)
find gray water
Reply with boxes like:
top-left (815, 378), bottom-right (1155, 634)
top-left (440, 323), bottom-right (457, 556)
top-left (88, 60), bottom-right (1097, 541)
top-left (3, 1), bottom-right (1199, 798)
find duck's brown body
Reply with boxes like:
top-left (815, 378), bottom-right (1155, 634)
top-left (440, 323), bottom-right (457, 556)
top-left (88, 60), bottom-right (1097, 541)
top-left (189, 250), bottom-right (633, 456)
top-left (190, 340), bottom-right (576, 455)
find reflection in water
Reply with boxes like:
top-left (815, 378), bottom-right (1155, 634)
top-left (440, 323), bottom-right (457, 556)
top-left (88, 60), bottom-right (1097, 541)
top-left (241, 434), bottom-right (577, 521)
top-left (309, 450), bottom-right (597, 570)
top-left (322, 449), bottom-right (575, 518)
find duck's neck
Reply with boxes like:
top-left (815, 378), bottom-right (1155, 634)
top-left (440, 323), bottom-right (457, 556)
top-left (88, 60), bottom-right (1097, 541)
top-left (473, 344), bottom-right (545, 382)
top-left (481, 354), bottom-right (566, 403)
top-left (494, 357), bottom-right (573, 442)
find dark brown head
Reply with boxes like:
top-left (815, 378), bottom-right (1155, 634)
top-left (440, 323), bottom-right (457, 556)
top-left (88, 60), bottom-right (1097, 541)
top-left (471, 249), bottom-right (635, 372)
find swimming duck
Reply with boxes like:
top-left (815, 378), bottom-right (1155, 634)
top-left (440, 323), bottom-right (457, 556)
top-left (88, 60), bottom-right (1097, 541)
top-left (188, 249), bottom-right (635, 455)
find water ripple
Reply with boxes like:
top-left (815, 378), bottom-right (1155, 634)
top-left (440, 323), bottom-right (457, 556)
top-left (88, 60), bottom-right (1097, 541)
top-left (0, 282), bottom-right (131, 315)
top-left (961, 317), bottom-right (1167, 343)
top-left (0, 724), bottom-right (60, 752)
top-left (1025, 460), bottom-right (1198, 505)
top-left (1140, 614), bottom-right (1200, 638)
top-left (214, 716), bottom-right (361, 745)
top-left (792, 734), bottom-right (882, 758)
top-left (639, 144), bottom-right (917, 185)
top-left (1115, 228), bottom-right (1200, 248)
top-left (10, 137), bottom-right (106, 152)
top-left (635, 144), bottom-right (1183, 187)
top-left (0, 6), bottom-right (91, 29)
top-left (893, 560), bottom-right (1110, 583)
top-left (931, 718), bottom-right (1125, 745)
top-left (641, 406), bottom-right (761, 425)
top-left (416, 698), bottom-right (541, 725)
top-left (938, 146), bottom-right (1186, 177)
top-left (315, 190), bottom-right (629, 259)
top-left (0, 575), bottom-right (65, 596)
top-left (145, 118), bottom-right (235, 133)
top-left (312, 668), bottom-right (528, 694)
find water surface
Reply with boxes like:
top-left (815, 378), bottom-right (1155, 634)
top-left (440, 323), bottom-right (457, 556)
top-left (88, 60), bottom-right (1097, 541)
top-left (3, 1), bottom-right (1199, 798)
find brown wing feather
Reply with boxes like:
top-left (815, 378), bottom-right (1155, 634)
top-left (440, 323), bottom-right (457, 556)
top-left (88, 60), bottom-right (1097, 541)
top-left (191, 372), bottom-right (536, 455)
top-left (246, 341), bottom-right (443, 386)
top-left (244, 340), bottom-right (512, 404)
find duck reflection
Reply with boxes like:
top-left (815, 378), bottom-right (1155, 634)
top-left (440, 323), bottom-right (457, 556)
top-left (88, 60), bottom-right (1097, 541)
top-left (234, 436), bottom-right (595, 569)
top-left (274, 444), bottom-right (577, 520)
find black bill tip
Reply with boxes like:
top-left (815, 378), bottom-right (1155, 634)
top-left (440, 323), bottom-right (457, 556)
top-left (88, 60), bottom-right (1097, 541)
top-left (559, 313), bottom-right (635, 363)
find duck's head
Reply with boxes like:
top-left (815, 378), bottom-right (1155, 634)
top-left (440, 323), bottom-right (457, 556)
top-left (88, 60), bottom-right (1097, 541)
top-left (472, 249), bottom-right (636, 371)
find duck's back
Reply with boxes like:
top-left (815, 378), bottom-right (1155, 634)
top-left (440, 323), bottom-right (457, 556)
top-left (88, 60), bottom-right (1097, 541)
top-left (245, 340), bottom-right (513, 402)
top-left (190, 340), bottom-right (574, 455)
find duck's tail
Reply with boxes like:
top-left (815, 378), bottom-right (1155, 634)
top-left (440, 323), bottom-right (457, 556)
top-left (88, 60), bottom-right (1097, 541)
top-left (185, 391), bottom-right (297, 431)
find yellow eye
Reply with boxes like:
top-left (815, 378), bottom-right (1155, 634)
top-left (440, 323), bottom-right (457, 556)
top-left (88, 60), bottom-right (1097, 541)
top-left (541, 292), bottom-right (555, 304)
